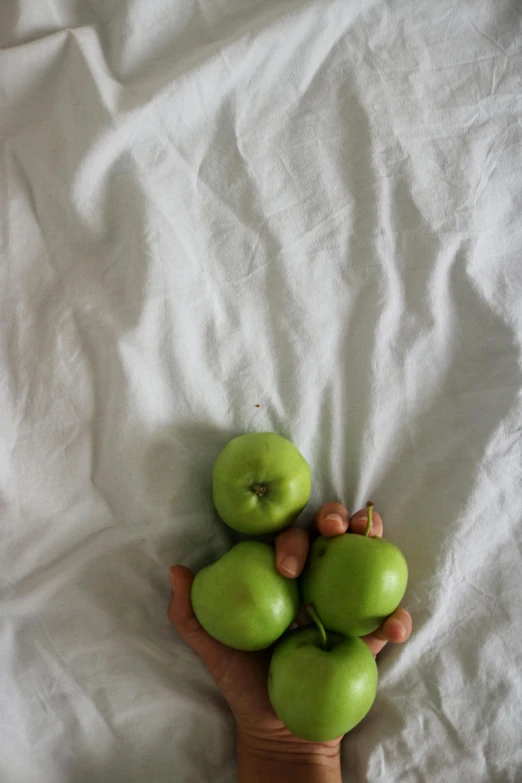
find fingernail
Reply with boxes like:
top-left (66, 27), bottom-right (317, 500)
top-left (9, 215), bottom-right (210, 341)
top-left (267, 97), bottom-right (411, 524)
top-left (389, 619), bottom-right (406, 641)
top-left (280, 555), bottom-right (299, 577)
top-left (324, 513), bottom-right (346, 528)
top-left (168, 567), bottom-right (176, 592)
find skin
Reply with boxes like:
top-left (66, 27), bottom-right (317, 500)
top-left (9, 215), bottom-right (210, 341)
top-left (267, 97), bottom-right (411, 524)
top-left (168, 503), bottom-right (413, 783)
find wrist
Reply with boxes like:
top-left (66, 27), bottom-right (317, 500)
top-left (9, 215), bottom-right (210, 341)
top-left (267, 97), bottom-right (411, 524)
top-left (236, 728), bottom-right (341, 783)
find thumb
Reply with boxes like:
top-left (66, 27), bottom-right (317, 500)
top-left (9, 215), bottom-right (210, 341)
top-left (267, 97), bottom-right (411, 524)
top-left (167, 565), bottom-right (234, 681)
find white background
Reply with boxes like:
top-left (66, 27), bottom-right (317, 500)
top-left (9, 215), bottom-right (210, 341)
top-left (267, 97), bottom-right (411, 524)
top-left (1, 1), bottom-right (521, 781)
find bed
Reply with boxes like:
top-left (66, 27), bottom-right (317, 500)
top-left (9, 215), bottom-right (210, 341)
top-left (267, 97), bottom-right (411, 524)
top-left (1, 1), bottom-right (521, 781)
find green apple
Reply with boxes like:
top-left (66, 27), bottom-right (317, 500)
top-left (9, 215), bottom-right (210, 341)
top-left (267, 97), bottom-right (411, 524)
top-left (302, 505), bottom-right (408, 637)
top-left (212, 432), bottom-right (312, 535)
top-left (268, 624), bottom-right (378, 742)
top-left (191, 541), bottom-right (299, 651)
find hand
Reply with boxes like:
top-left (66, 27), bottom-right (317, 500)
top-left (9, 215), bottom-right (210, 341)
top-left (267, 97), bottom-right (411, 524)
top-left (167, 504), bottom-right (412, 782)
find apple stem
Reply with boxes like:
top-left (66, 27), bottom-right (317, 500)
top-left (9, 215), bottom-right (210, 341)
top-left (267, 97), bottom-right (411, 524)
top-left (364, 501), bottom-right (373, 537)
top-left (252, 484), bottom-right (267, 497)
top-left (306, 603), bottom-right (327, 650)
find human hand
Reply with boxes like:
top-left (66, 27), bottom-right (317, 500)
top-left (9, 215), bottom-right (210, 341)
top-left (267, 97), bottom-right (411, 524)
top-left (167, 504), bottom-right (412, 782)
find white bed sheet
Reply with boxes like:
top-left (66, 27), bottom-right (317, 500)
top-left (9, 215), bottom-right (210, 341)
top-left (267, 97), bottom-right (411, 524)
top-left (1, 1), bottom-right (522, 781)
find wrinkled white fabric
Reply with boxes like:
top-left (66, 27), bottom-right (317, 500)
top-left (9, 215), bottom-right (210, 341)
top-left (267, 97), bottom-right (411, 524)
top-left (1, 1), bottom-right (521, 781)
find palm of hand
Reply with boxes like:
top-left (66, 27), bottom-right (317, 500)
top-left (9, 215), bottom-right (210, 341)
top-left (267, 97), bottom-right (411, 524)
top-left (168, 504), bottom-right (411, 749)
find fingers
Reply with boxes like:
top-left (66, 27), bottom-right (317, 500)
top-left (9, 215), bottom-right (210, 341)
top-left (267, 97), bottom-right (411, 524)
top-left (276, 504), bottom-right (383, 578)
top-left (361, 607), bottom-right (413, 656)
top-left (349, 507), bottom-right (384, 538)
top-left (167, 566), bottom-right (233, 679)
top-left (313, 503), bottom-right (383, 538)
top-left (314, 503), bottom-right (349, 537)
top-left (275, 527), bottom-right (309, 578)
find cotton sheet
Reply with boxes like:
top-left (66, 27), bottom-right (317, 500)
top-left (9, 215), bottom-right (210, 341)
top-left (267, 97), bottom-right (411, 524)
top-left (1, 1), bottom-right (522, 781)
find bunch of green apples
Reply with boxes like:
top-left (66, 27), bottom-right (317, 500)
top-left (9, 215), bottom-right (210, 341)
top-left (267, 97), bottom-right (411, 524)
top-left (191, 432), bottom-right (408, 742)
